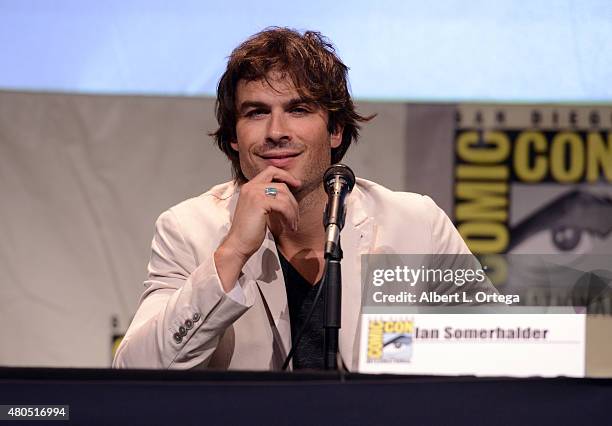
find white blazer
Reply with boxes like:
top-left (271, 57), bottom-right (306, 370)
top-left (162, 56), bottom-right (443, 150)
top-left (113, 178), bottom-right (472, 371)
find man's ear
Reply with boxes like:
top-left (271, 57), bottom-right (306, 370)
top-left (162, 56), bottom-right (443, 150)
top-left (330, 125), bottom-right (343, 149)
top-left (230, 141), bottom-right (239, 152)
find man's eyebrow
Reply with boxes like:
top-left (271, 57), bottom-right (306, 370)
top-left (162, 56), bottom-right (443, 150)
top-left (285, 98), bottom-right (313, 108)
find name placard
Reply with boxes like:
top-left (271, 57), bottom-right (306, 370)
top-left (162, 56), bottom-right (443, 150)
top-left (358, 312), bottom-right (585, 377)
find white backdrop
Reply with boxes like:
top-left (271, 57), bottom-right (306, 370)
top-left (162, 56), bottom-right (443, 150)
top-left (0, 91), bottom-right (406, 367)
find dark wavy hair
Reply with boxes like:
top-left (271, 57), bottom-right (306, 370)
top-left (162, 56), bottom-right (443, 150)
top-left (211, 27), bottom-right (375, 184)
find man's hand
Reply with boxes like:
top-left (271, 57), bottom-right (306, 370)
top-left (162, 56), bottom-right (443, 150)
top-left (214, 166), bottom-right (301, 293)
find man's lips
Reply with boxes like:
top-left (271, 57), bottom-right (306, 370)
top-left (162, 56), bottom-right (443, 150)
top-left (258, 151), bottom-right (301, 167)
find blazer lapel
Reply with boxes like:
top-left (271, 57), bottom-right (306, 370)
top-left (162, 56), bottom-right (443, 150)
top-left (339, 188), bottom-right (374, 371)
top-left (242, 231), bottom-right (292, 362)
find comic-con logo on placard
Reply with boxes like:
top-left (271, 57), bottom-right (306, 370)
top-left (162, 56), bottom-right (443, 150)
top-left (367, 319), bottom-right (414, 363)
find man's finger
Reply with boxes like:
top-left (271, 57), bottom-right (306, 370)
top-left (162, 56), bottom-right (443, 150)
top-left (260, 182), bottom-right (299, 215)
top-left (266, 194), bottom-right (299, 232)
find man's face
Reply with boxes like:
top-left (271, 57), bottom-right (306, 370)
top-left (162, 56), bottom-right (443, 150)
top-left (231, 74), bottom-right (342, 194)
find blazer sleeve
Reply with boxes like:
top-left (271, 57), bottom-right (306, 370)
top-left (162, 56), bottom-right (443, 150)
top-left (112, 209), bottom-right (256, 369)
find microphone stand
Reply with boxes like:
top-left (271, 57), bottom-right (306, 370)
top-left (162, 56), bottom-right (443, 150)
top-left (321, 163), bottom-right (355, 371)
top-left (323, 239), bottom-right (342, 370)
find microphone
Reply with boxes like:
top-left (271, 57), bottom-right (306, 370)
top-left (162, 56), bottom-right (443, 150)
top-left (323, 164), bottom-right (356, 256)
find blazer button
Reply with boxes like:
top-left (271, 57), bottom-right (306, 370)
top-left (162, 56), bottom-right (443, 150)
top-left (192, 313), bottom-right (201, 322)
top-left (185, 319), bottom-right (193, 329)
top-left (179, 326), bottom-right (187, 336)
top-left (173, 332), bottom-right (182, 344)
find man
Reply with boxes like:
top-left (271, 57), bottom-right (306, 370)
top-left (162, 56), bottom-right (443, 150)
top-left (113, 28), bottom-right (481, 371)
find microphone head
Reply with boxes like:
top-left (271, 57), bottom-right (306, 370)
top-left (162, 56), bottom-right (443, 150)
top-left (323, 164), bottom-right (356, 195)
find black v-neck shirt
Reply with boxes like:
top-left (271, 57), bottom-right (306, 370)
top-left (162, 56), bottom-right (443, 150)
top-left (277, 251), bottom-right (325, 370)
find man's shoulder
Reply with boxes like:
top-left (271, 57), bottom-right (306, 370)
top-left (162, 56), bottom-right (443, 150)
top-left (354, 177), bottom-right (470, 254)
top-left (171, 181), bottom-right (236, 211)
top-left (157, 181), bottom-right (236, 231)
top-left (354, 177), bottom-right (439, 216)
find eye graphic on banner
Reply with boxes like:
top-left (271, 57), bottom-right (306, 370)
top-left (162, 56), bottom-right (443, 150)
top-left (508, 190), bottom-right (612, 254)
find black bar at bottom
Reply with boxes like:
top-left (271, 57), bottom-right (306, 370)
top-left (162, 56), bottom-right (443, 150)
top-left (1, 368), bottom-right (611, 426)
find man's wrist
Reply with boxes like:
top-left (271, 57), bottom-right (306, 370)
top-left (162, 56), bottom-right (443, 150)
top-left (214, 243), bottom-right (249, 293)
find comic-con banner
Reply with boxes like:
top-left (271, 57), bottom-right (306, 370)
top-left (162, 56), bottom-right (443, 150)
top-left (453, 105), bottom-right (612, 256)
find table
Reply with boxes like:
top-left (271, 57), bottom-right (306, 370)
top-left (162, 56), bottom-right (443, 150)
top-left (1, 367), bottom-right (610, 425)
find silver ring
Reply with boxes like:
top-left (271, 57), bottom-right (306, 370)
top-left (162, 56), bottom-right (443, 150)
top-left (264, 187), bottom-right (278, 198)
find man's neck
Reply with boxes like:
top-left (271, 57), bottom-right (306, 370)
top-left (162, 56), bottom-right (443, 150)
top-left (273, 185), bottom-right (327, 248)
top-left (269, 185), bottom-right (328, 284)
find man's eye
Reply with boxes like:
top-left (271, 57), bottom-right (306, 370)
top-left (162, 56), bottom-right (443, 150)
top-left (245, 109), bottom-right (267, 118)
top-left (291, 106), bottom-right (310, 114)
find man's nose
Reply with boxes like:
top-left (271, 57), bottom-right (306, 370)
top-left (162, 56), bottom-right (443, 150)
top-left (266, 111), bottom-right (290, 143)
